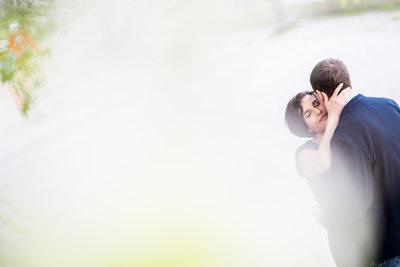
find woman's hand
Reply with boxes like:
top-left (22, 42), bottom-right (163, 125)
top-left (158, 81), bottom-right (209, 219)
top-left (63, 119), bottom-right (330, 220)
top-left (298, 84), bottom-right (352, 178)
top-left (314, 83), bottom-right (351, 120)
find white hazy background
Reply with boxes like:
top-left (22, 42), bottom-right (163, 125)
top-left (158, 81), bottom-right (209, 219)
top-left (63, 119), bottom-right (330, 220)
top-left (0, 0), bottom-right (400, 266)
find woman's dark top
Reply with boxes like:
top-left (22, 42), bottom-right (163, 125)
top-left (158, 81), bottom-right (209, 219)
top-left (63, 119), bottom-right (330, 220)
top-left (295, 140), bottom-right (318, 178)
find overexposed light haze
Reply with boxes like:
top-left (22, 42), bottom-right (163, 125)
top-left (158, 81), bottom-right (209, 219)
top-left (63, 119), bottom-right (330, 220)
top-left (0, 0), bottom-right (399, 266)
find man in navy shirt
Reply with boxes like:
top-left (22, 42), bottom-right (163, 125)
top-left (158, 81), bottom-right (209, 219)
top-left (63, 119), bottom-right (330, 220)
top-left (309, 59), bottom-right (400, 267)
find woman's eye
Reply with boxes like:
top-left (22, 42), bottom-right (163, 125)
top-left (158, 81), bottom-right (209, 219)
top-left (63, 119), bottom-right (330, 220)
top-left (305, 112), bottom-right (311, 118)
top-left (313, 100), bottom-right (320, 107)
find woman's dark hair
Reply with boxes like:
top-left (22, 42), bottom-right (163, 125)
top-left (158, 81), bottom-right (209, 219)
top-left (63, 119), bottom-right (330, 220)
top-left (285, 91), bottom-right (315, 138)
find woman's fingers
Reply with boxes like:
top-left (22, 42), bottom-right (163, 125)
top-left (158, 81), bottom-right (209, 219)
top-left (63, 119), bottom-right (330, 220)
top-left (313, 90), bottom-right (323, 104)
top-left (313, 90), bottom-right (321, 99)
top-left (321, 92), bottom-right (329, 104)
top-left (333, 83), bottom-right (344, 96)
top-left (338, 87), bottom-right (351, 101)
top-left (341, 87), bottom-right (351, 96)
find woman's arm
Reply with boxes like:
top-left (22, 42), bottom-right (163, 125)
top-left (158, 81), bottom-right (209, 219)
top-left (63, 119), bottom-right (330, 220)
top-left (298, 84), bottom-right (351, 177)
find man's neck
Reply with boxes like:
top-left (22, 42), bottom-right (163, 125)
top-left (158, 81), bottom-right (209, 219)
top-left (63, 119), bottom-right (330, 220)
top-left (346, 88), bottom-right (358, 104)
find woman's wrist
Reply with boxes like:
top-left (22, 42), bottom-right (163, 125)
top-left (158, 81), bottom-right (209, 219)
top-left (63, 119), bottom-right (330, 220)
top-left (327, 114), bottom-right (340, 125)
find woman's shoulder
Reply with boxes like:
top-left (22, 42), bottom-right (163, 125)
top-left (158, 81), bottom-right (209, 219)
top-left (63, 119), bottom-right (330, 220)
top-left (295, 140), bottom-right (318, 178)
top-left (295, 140), bottom-right (318, 157)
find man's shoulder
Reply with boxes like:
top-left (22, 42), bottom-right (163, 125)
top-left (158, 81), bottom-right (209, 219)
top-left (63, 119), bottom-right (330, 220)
top-left (341, 94), bottom-right (399, 119)
top-left (334, 94), bottom-right (400, 141)
top-left (355, 95), bottom-right (399, 109)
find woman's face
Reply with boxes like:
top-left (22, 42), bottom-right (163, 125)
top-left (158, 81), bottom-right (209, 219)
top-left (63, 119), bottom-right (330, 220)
top-left (300, 94), bottom-right (328, 134)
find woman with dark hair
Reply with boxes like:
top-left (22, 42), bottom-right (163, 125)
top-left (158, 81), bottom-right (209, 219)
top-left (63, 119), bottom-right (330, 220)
top-left (285, 83), bottom-right (351, 177)
top-left (284, 84), bottom-right (377, 267)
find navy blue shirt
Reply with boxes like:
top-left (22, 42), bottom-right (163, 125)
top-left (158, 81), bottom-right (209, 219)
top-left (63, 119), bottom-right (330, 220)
top-left (331, 94), bottom-right (400, 261)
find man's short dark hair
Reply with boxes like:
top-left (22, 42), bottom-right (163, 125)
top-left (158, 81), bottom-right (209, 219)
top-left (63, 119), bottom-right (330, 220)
top-left (310, 58), bottom-right (352, 97)
top-left (285, 91), bottom-right (315, 138)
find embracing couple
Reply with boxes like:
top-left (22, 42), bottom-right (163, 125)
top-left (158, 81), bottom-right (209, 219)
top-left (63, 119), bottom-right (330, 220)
top-left (285, 59), bottom-right (400, 267)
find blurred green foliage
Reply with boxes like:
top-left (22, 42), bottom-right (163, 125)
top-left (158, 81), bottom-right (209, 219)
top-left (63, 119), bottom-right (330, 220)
top-left (379, 5), bottom-right (400, 11)
top-left (0, 0), bottom-right (55, 115)
top-left (332, 0), bottom-right (400, 10)
top-left (0, 0), bottom-right (57, 40)
top-left (333, 3), bottom-right (400, 16)
top-left (338, 0), bottom-right (361, 7)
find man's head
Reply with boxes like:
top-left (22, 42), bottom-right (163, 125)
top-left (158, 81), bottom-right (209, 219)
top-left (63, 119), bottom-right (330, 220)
top-left (310, 58), bottom-right (351, 97)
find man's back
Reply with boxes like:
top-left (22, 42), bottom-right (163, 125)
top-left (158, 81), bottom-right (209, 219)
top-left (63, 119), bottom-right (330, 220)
top-left (333, 94), bottom-right (400, 261)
